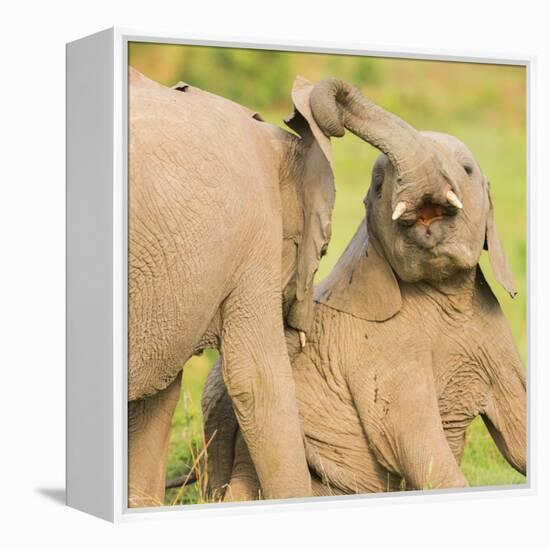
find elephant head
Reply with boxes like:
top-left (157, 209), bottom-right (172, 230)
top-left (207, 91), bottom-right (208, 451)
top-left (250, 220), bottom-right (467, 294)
top-left (310, 78), bottom-right (516, 321)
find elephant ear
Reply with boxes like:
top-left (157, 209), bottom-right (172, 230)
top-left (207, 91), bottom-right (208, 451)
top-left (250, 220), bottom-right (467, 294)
top-left (284, 76), bottom-right (335, 334)
top-left (484, 182), bottom-right (517, 298)
top-left (315, 220), bottom-right (402, 322)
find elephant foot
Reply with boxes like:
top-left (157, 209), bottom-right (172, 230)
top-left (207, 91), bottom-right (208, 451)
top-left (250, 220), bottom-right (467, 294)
top-left (222, 479), bottom-right (261, 503)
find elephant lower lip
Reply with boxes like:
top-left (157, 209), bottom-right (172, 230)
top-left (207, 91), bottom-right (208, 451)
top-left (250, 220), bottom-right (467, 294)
top-left (407, 223), bottom-right (445, 250)
top-left (417, 237), bottom-right (438, 250)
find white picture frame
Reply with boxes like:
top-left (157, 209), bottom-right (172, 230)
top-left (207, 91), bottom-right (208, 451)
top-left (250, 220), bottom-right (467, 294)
top-left (66, 27), bottom-right (536, 522)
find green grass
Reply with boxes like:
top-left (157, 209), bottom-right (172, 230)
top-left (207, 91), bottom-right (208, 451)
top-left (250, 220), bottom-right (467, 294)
top-left (129, 47), bottom-right (527, 503)
top-left (461, 418), bottom-right (525, 487)
top-left (164, 350), bottom-right (217, 506)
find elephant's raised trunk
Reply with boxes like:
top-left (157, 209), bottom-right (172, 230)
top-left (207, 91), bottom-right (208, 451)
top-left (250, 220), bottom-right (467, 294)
top-left (309, 78), bottom-right (458, 214)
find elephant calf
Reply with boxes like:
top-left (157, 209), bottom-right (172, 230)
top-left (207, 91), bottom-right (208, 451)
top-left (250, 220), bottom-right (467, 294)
top-left (202, 79), bottom-right (526, 500)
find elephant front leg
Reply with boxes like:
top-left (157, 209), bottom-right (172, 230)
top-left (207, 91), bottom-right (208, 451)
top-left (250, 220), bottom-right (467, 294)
top-left (349, 350), bottom-right (468, 491)
top-left (128, 372), bottom-right (182, 508)
top-left (220, 284), bottom-right (311, 500)
top-left (480, 333), bottom-right (526, 476)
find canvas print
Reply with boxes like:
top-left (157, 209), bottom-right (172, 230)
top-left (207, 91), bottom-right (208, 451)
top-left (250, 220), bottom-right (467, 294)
top-left (127, 42), bottom-right (526, 508)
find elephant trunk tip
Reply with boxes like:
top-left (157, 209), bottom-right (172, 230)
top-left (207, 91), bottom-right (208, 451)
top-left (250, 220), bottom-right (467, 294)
top-left (310, 78), bottom-right (349, 138)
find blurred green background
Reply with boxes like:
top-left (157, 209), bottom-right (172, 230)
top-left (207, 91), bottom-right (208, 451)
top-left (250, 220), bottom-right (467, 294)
top-left (129, 43), bottom-right (526, 505)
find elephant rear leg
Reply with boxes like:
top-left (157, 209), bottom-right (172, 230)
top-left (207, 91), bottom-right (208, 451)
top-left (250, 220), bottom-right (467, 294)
top-left (223, 432), bottom-right (261, 502)
top-left (128, 372), bottom-right (182, 508)
top-left (202, 359), bottom-right (239, 501)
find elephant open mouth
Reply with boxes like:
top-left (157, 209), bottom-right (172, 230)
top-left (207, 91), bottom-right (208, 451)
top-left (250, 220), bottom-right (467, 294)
top-left (416, 202), bottom-right (445, 226)
top-left (399, 199), bottom-right (459, 250)
top-left (396, 198), bottom-right (457, 227)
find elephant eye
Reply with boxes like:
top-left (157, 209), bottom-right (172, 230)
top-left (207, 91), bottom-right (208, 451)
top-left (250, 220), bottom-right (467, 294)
top-left (371, 170), bottom-right (384, 198)
top-left (463, 164), bottom-right (473, 176)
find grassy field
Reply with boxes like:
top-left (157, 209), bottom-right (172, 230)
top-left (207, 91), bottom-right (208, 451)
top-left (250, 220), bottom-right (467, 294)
top-left (129, 46), bottom-right (527, 504)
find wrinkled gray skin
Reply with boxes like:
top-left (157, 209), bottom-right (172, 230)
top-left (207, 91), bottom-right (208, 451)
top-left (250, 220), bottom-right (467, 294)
top-left (202, 79), bottom-right (526, 500)
top-left (128, 69), bottom-right (338, 507)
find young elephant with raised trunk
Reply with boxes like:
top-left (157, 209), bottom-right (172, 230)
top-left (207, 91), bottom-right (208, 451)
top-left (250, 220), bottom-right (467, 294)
top-left (201, 79), bottom-right (526, 500)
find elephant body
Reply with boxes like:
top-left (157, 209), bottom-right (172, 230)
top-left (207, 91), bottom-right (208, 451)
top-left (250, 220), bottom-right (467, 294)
top-left (128, 69), bottom-right (335, 506)
top-left (129, 69), bottom-right (284, 399)
top-left (300, 230), bottom-right (524, 494)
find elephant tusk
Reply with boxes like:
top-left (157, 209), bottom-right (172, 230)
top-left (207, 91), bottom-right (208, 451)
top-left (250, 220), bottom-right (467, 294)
top-left (299, 331), bottom-right (307, 348)
top-left (446, 190), bottom-right (463, 209)
top-left (391, 201), bottom-right (407, 221)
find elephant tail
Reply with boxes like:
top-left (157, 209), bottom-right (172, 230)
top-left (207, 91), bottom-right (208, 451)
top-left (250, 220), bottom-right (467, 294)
top-left (165, 469), bottom-right (197, 489)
